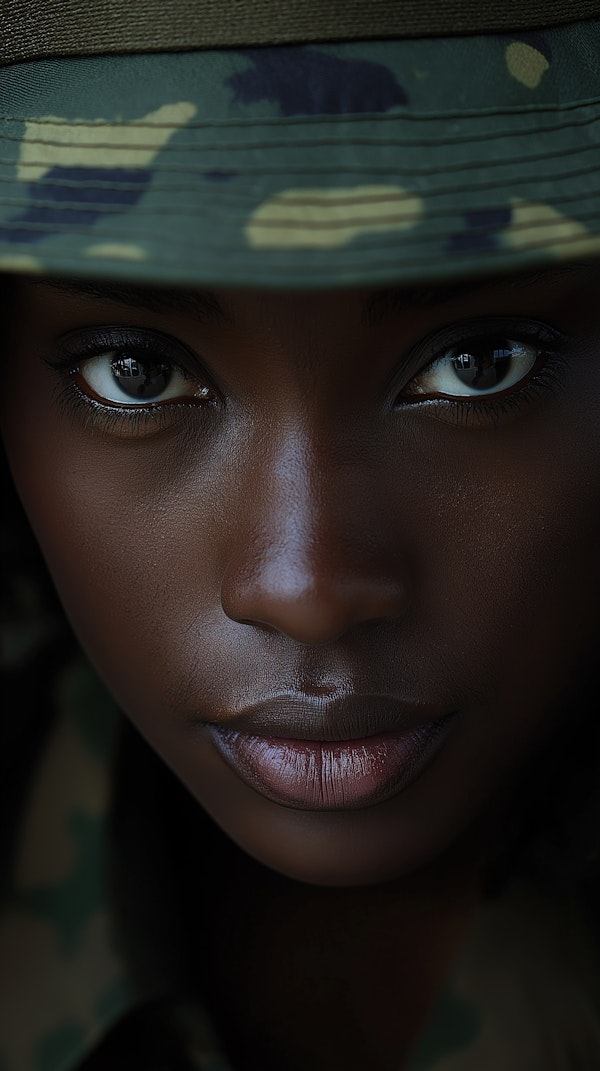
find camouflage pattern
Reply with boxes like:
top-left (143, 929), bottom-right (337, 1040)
top-left (0, 647), bottom-right (232, 1071)
top-left (0, 20), bottom-right (600, 290)
top-left (0, 658), bottom-right (132, 1071)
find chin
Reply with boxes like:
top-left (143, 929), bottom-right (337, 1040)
top-left (196, 776), bottom-right (464, 887)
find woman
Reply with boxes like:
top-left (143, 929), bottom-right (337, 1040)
top-left (1, 2), bottom-right (599, 1068)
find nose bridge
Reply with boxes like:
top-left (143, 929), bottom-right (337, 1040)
top-left (220, 420), bottom-right (407, 644)
top-left (250, 421), bottom-right (333, 593)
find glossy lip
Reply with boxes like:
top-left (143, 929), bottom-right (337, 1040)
top-left (202, 696), bottom-right (458, 811)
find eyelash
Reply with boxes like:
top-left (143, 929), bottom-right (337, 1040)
top-left (394, 319), bottom-right (569, 429)
top-left (45, 328), bottom-right (216, 435)
top-left (44, 318), bottom-right (570, 436)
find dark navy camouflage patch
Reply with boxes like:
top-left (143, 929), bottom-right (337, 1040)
top-left (229, 46), bottom-right (408, 116)
top-left (0, 167), bottom-right (151, 246)
top-left (446, 207), bottom-right (512, 255)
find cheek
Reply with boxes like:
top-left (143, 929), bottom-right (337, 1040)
top-left (1, 434), bottom-right (220, 716)
top-left (420, 409), bottom-right (600, 728)
top-left (0, 369), bottom-right (208, 694)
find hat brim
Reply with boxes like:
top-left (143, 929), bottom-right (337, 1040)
top-left (1, 25), bottom-right (600, 289)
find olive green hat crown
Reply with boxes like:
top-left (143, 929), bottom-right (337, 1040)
top-left (1, 0), bottom-right (600, 289)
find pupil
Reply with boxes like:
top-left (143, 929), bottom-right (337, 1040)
top-left (111, 355), bottom-right (172, 399)
top-left (451, 344), bottom-right (512, 391)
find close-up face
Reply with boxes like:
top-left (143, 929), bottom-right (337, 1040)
top-left (1, 264), bottom-right (599, 886)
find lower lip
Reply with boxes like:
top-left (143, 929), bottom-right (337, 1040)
top-left (206, 715), bottom-right (456, 810)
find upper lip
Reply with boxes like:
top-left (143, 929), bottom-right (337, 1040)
top-left (205, 694), bottom-right (452, 742)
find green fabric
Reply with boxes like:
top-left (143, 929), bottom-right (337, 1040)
top-left (0, 658), bottom-right (134, 1071)
top-left (1, 23), bottom-right (600, 291)
top-left (3, 0), bottom-right (600, 65)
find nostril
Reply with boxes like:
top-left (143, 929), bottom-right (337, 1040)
top-left (219, 470), bottom-right (410, 644)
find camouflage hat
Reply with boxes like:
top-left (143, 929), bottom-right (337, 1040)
top-left (1, 0), bottom-right (600, 290)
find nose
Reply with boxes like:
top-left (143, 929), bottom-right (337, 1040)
top-left (220, 433), bottom-right (408, 645)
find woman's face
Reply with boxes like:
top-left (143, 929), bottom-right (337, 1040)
top-left (1, 264), bottom-right (599, 885)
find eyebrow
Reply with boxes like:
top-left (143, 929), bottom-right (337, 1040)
top-left (39, 262), bottom-right (595, 326)
top-left (360, 262), bottom-right (595, 323)
top-left (40, 279), bottom-right (233, 326)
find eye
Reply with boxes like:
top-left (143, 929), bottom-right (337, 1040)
top-left (402, 337), bottom-right (542, 402)
top-left (78, 350), bottom-right (213, 407)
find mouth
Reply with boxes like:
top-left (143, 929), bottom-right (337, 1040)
top-left (202, 696), bottom-right (458, 810)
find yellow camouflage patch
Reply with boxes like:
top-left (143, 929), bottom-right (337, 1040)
top-left (86, 242), bottom-right (148, 261)
top-left (505, 42), bottom-right (550, 89)
top-left (0, 253), bottom-right (42, 272)
top-left (17, 102), bottom-right (197, 183)
top-left (505, 199), bottom-right (600, 257)
top-left (245, 186), bottom-right (423, 250)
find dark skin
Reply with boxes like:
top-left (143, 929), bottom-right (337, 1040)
top-left (1, 263), bottom-right (599, 1069)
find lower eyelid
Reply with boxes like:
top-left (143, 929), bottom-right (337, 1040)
top-left (54, 376), bottom-right (214, 440)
